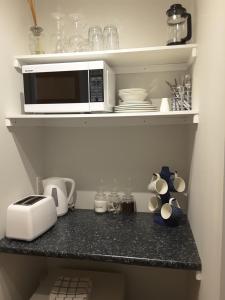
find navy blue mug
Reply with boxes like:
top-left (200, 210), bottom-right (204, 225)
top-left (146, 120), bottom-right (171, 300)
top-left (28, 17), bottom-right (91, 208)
top-left (168, 171), bottom-right (186, 193)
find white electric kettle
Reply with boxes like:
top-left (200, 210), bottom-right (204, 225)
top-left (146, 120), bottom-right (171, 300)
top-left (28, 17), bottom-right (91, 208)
top-left (42, 177), bottom-right (75, 216)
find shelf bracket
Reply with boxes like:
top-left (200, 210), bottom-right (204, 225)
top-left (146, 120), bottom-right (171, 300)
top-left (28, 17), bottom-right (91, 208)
top-left (188, 47), bottom-right (197, 66)
top-left (193, 114), bottom-right (199, 124)
top-left (13, 58), bottom-right (22, 73)
top-left (196, 271), bottom-right (202, 281)
top-left (5, 118), bottom-right (15, 127)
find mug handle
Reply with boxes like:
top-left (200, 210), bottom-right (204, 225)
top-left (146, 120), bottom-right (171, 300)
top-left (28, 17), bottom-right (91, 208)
top-left (169, 198), bottom-right (176, 205)
top-left (169, 198), bottom-right (181, 208)
top-left (153, 173), bottom-right (160, 180)
top-left (148, 173), bottom-right (159, 189)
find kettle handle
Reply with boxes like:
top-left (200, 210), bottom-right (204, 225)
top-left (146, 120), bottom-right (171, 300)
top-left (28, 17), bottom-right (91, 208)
top-left (63, 178), bottom-right (75, 204)
top-left (181, 13), bottom-right (192, 43)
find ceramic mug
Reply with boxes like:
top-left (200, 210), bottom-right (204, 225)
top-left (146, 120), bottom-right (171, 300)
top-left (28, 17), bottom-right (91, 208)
top-left (148, 195), bottom-right (161, 213)
top-left (160, 98), bottom-right (170, 112)
top-left (161, 198), bottom-right (183, 224)
top-left (169, 172), bottom-right (186, 193)
top-left (148, 173), bottom-right (168, 195)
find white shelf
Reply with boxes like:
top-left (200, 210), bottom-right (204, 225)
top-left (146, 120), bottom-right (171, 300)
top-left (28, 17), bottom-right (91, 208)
top-left (14, 44), bottom-right (197, 73)
top-left (5, 111), bottom-right (199, 127)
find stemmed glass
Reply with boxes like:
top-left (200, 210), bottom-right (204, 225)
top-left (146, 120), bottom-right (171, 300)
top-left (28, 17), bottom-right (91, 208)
top-left (69, 14), bottom-right (87, 52)
top-left (51, 12), bottom-right (67, 53)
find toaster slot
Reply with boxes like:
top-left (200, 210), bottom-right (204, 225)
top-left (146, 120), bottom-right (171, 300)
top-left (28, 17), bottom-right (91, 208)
top-left (14, 196), bottom-right (45, 206)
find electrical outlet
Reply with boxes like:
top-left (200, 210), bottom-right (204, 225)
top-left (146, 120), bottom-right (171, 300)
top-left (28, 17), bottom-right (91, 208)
top-left (36, 176), bottom-right (43, 194)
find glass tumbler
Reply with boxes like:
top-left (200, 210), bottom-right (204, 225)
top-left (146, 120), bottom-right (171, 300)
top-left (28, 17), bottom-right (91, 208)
top-left (88, 26), bottom-right (103, 51)
top-left (103, 25), bottom-right (119, 50)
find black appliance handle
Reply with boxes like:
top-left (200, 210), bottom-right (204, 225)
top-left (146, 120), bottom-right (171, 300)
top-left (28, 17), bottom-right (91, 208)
top-left (181, 13), bottom-right (192, 43)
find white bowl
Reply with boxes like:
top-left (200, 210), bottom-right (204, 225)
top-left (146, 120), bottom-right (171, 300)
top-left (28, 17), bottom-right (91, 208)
top-left (120, 93), bottom-right (148, 102)
top-left (119, 91), bottom-right (147, 96)
top-left (119, 88), bottom-right (146, 93)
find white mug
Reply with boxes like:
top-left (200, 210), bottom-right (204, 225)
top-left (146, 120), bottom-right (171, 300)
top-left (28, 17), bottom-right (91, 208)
top-left (161, 198), bottom-right (182, 223)
top-left (148, 173), bottom-right (168, 195)
top-left (160, 98), bottom-right (170, 112)
top-left (148, 195), bottom-right (161, 213)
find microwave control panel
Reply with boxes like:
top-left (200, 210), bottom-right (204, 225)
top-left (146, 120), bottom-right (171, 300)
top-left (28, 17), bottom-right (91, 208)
top-left (89, 69), bottom-right (104, 102)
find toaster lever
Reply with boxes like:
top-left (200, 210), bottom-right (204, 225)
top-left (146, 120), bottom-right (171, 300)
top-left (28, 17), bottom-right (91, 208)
top-left (14, 196), bottom-right (45, 206)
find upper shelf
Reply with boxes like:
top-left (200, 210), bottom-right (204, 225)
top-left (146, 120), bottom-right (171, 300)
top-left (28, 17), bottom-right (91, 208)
top-left (14, 44), bottom-right (197, 73)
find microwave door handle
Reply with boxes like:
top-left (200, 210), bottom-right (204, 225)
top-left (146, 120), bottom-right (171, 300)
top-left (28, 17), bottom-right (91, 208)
top-left (88, 69), bottom-right (91, 111)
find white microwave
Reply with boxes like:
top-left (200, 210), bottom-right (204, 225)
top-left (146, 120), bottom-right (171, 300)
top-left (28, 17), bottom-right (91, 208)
top-left (22, 61), bottom-right (115, 113)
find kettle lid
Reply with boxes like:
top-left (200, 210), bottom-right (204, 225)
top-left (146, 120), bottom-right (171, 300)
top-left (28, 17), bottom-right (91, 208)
top-left (167, 4), bottom-right (187, 17)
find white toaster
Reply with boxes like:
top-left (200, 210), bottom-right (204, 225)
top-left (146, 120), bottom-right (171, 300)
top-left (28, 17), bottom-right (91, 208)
top-left (6, 195), bottom-right (57, 241)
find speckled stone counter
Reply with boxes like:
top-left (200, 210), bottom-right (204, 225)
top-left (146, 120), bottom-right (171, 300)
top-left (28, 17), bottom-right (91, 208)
top-left (0, 210), bottom-right (201, 270)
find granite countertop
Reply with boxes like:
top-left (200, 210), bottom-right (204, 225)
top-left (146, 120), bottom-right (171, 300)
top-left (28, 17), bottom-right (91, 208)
top-left (0, 210), bottom-right (201, 270)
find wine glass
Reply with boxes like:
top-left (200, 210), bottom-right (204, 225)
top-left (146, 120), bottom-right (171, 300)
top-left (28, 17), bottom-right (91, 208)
top-left (50, 12), bottom-right (67, 53)
top-left (69, 14), bottom-right (86, 52)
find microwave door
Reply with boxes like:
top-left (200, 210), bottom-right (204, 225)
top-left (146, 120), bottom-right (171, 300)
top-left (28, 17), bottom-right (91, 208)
top-left (23, 70), bottom-right (90, 113)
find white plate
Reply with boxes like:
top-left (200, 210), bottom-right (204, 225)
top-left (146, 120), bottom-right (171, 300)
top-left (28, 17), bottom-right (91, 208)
top-left (114, 110), bottom-right (158, 113)
top-left (116, 104), bottom-right (156, 108)
top-left (114, 108), bottom-right (158, 112)
top-left (119, 101), bottom-right (151, 104)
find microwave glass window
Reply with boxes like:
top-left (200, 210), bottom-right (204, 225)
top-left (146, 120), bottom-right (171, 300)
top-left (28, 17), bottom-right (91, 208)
top-left (24, 71), bottom-right (89, 104)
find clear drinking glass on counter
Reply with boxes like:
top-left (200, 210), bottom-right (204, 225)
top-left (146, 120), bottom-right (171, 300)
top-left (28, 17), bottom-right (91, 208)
top-left (103, 25), bottom-right (119, 50)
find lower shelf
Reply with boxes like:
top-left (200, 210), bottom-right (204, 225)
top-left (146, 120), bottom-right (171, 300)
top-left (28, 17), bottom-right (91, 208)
top-left (5, 111), bottom-right (199, 127)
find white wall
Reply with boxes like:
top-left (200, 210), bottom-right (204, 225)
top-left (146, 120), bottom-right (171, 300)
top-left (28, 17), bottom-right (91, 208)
top-left (220, 146), bottom-right (225, 300)
top-left (36, 0), bottom-right (194, 51)
top-left (43, 124), bottom-right (190, 209)
top-left (188, 0), bottom-right (225, 300)
top-left (0, 1), bottom-right (46, 299)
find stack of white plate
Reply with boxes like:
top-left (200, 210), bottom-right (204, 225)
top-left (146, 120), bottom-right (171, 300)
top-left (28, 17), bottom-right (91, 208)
top-left (114, 88), bottom-right (158, 113)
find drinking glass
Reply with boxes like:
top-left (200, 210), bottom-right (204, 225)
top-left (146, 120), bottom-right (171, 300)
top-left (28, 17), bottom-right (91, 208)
top-left (103, 25), bottom-right (119, 50)
top-left (88, 26), bottom-right (103, 51)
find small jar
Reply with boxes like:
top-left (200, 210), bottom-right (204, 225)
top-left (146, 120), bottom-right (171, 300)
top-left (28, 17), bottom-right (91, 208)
top-left (94, 179), bottom-right (108, 214)
top-left (29, 26), bottom-right (45, 54)
top-left (94, 199), bottom-right (108, 213)
top-left (121, 193), bottom-right (136, 214)
top-left (108, 178), bottom-right (121, 214)
top-left (108, 192), bottom-right (121, 214)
